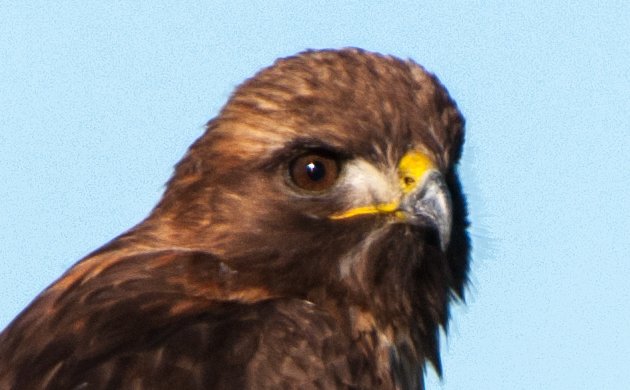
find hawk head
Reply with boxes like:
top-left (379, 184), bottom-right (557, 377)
top-left (142, 48), bottom-right (470, 374)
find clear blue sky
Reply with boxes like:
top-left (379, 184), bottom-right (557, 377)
top-left (1, 2), bottom-right (628, 389)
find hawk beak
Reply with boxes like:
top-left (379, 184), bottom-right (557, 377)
top-left (329, 151), bottom-right (452, 251)
top-left (399, 169), bottom-right (452, 252)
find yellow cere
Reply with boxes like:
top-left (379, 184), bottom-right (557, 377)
top-left (398, 151), bottom-right (435, 194)
top-left (330, 151), bottom-right (435, 220)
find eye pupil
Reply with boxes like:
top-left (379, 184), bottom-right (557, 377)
top-left (305, 161), bottom-right (326, 181)
top-left (290, 152), bottom-right (340, 192)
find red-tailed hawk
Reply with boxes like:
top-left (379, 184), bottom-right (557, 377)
top-left (0, 48), bottom-right (469, 389)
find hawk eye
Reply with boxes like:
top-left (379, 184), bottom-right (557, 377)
top-left (289, 153), bottom-right (340, 192)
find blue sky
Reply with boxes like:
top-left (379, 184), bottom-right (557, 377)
top-left (1, 2), bottom-right (628, 389)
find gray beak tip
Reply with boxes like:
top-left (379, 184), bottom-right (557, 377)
top-left (403, 170), bottom-right (452, 252)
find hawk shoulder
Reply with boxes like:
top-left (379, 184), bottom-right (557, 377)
top-left (0, 250), bottom-right (385, 389)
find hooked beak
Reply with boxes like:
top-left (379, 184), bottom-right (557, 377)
top-left (399, 170), bottom-right (452, 252)
top-left (329, 151), bottom-right (453, 252)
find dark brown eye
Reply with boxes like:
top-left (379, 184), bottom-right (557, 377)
top-left (289, 153), bottom-right (340, 192)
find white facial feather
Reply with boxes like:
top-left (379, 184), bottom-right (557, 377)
top-left (338, 158), bottom-right (399, 208)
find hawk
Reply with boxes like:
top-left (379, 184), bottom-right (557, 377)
top-left (0, 48), bottom-right (470, 389)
